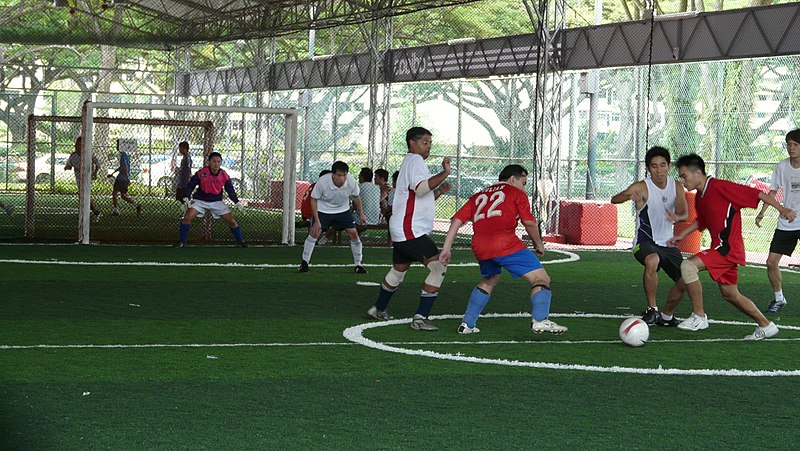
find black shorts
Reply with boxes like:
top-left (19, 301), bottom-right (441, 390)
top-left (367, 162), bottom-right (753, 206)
top-left (113, 179), bottom-right (130, 194)
top-left (769, 229), bottom-right (800, 256)
top-left (393, 234), bottom-right (439, 265)
top-left (633, 241), bottom-right (683, 282)
top-left (314, 210), bottom-right (356, 232)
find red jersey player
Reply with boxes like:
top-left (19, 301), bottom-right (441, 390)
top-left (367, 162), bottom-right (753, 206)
top-left (439, 164), bottom-right (567, 335)
top-left (668, 153), bottom-right (795, 339)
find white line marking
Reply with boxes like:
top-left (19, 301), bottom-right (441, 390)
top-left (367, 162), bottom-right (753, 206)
top-left (342, 313), bottom-right (800, 377)
top-left (0, 250), bottom-right (581, 268)
top-left (0, 342), bottom-right (354, 350)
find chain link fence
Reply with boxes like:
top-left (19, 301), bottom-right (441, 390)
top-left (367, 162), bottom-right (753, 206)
top-left (1, 55), bottom-right (799, 255)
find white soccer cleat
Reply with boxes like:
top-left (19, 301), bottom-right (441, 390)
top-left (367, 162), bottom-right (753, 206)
top-left (531, 319), bottom-right (567, 335)
top-left (457, 323), bottom-right (480, 334)
top-left (744, 322), bottom-right (779, 340)
top-left (676, 313), bottom-right (709, 331)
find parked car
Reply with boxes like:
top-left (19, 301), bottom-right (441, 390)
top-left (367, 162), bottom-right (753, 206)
top-left (138, 153), bottom-right (243, 195)
top-left (745, 173), bottom-right (771, 193)
top-left (15, 153), bottom-right (74, 184)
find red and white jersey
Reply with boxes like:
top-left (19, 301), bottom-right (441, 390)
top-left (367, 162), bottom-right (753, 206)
top-left (389, 153), bottom-right (435, 242)
top-left (695, 176), bottom-right (760, 265)
top-left (453, 182), bottom-right (535, 261)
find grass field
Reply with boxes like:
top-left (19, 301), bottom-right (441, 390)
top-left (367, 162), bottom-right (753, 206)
top-left (1, 244), bottom-right (799, 449)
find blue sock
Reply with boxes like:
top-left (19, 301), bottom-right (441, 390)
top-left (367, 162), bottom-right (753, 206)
top-left (230, 226), bottom-right (244, 242)
top-left (416, 290), bottom-right (437, 317)
top-left (179, 223), bottom-right (191, 242)
top-left (531, 289), bottom-right (552, 322)
top-left (375, 284), bottom-right (395, 311)
top-left (462, 287), bottom-right (491, 328)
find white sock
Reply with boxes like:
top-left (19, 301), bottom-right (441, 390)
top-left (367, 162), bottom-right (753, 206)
top-left (350, 239), bottom-right (363, 266)
top-left (660, 312), bottom-right (673, 321)
top-left (775, 290), bottom-right (786, 302)
top-left (302, 235), bottom-right (316, 262)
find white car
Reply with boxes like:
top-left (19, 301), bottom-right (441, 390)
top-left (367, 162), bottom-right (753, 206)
top-left (138, 154), bottom-right (243, 194)
top-left (15, 153), bottom-right (74, 184)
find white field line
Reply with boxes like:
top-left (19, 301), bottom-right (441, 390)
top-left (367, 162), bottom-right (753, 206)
top-left (5, 336), bottom-right (800, 351)
top-left (342, 313), bottom-right (800, 377)
top-left (0, 249), bottom-right (581, 267)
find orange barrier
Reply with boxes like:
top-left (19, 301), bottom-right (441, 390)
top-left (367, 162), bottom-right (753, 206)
top-left (558, 200), bottom-right (618, 245)
top-left (674, 190), bottom-right (701, 254)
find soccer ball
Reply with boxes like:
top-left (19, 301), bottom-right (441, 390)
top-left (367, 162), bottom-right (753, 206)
top-left (619, 317), bottom-right (649, 347)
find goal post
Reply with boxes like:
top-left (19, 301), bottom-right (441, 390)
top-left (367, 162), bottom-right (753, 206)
top-left (78, 101), bottom-right (297, 245)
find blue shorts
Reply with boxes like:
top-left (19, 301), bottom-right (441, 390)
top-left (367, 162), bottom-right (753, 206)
top-left (314, 210), bottom-right (356, 232)
top-left (478, 248), bottom-right (543, 279)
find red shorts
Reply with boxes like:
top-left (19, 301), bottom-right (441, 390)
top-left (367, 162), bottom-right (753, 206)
top-left (696, 249), bottom-right (739, 285)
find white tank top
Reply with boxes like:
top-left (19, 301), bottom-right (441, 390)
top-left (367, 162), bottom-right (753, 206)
top-left (635, 177), bottom-right (676, 247)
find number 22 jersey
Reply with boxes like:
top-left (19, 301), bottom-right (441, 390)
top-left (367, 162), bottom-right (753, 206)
top-left (453, 182), bottom-right (535, 261)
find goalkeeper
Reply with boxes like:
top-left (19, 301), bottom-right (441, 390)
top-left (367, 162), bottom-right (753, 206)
top-left (175, 152), bottom-right (246, 248)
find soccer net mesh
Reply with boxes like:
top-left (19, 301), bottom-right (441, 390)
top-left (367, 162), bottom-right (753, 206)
top-left (26, 102), bottom-right (298, 245)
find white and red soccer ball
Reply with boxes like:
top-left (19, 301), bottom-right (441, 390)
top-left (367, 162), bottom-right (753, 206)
top-left (619, 317), bottom-right (649, 347)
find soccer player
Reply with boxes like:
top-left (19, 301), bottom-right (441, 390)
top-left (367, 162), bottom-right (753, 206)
top-left (754, 128), bottom-right (800, 313)
top-left (109, 142), bottom-right (142, 216)
top-left (438, 164), bottom-right (567, 335)
top-left (175, 152), bottom-right (246, 248)
top-left (610, 146), bottom-right (688, 326)
top-left (366, 126), bottom-right (452, 331)
top-left (668, 153), bottom-right (796, 340)
top-left (174, 141), bottom-right (193, 209)
top-left (64, 136), bottom-right (101, 220)
top-left (299, 161), bottom-right (367, 273)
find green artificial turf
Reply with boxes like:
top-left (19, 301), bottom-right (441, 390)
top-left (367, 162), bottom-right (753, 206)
top-left (1, 245), bottom-right (799, 449)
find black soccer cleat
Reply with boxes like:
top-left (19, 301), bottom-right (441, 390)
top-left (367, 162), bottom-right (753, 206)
top-left (174, 241), bottom-right (186, 248)
top-left (655, 316), bottom-right (678, 327)
top-left (354, 265), bottom-right (368, 274)
top-left (765, 299), bottom-right (787, 313)
top-left (641, 306), bottom-right (659, 325)
top-left (236, 241), bottom-right (248, 248)
top-left (299, 260), bottom-right (310, 273)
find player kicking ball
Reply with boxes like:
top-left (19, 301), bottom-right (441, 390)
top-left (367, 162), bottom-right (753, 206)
top-left (439, 164), bottom-right (567, 335)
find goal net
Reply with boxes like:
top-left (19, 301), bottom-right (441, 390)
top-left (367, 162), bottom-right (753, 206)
top-left (26, 102), bottom-right (298, 245)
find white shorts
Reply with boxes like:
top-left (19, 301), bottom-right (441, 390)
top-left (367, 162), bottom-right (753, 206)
top-left (191, 199), bottom-right (231, 219)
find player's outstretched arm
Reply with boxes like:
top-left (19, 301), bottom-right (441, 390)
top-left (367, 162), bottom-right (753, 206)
top-left (758, 191), bottom-right (796, 223)
top-left (439, 217), bottom-right (464, 265)
top-left (610, 182), bottom-right (639, 204)
top-left (755, 190), bottom-right (778, 227)
top-left (667, 221), bottom-right (698, 247)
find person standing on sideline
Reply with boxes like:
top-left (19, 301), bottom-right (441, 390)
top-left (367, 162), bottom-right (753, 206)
top-left (668, 153), bottom-right (795, 340)
top-left (357, 167), bottom-right (382, 226)
top-left (299, 161), bottom-right (367, 273)
top-left (610, 146), bottom-right (688, 326)
top-left (64, 136), bottom-right (102, 220)
top-left (439, 164), bottom-right (567, 335)
top-left (366, 126), bottom-right (452, 331)
top-left (755, 128), bottom-right (800, 313)
top-left (110, 142), bottom-right (142, 216)
top-left (374, 168), bottom-right (391, 222)
top-left (174, 141), bottom-right (193, 210)
top-left (175, 152), bottom-right (246, 248)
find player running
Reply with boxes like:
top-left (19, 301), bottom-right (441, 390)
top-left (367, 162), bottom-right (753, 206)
top-left (439, 164), bottom-right (567, 335)
top-left (668, 153), bottom-right (795, 339)
top-left (175, 151), bottom-right (246, 248)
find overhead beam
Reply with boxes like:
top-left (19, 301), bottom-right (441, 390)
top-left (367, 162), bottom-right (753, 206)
top-left (179, 3), bottom-right (800, 95)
